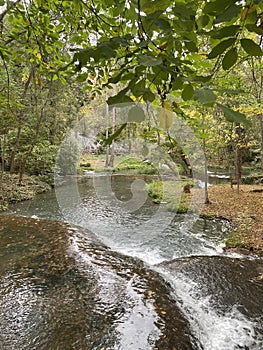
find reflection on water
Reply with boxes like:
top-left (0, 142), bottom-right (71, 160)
top-left (0, 216), bottom-right (195, 350)
top-left (9, 176), bottom-right (231, 263)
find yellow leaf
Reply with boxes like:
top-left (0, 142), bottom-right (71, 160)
top-left (22, 73), bottom-right (28, 82)
top-left (33, 49), bottom-right (41, 60)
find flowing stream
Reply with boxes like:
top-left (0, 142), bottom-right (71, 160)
top-left (2, 174), bottom-right (263, 350)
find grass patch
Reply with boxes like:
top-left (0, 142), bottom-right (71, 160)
top-left (80, 154), bottom-right (158, 174)
top-left (146, 180), bottom-right (194, 213)
top-left (225, 230), bottom-right (251, 249)
top-left (115, 157), bottom-right (157, 174)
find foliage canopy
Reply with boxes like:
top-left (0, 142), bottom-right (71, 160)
top-left (1, 0), bottom-right (263, 126)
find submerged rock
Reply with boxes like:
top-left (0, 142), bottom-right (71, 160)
top-left (0, 215), bottom-right (196, 350)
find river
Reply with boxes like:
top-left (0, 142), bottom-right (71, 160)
top-left (2, 174), bottom-right (263, 349)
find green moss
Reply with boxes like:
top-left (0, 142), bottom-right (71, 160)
top-left (146, 180), bottom-right (193, 213)
top-left (225, 230), bottom-right (250, 249)
top-left (115, 157), bottom-right (156, 174)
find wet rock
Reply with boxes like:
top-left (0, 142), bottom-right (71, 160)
top-left (0, 215), bottom-right (195, 350)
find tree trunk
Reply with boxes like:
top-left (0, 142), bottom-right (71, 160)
top-left (18, 81), bottom-right (52, 182)
top-left (235, 145), bottom-right (242, 194)
top-left (9, 123), bottom-right (22, 174)
top-left (9, 63), bottom-right (35, 174)
top-left (202, 113), bottom-right (210, 204)
top-left (105, 96), bottom-right (110, 168)
top-left (259, 114), bottom-right (263, 171)
top-left (109, 107), bottom-right (115, 168)
top-left (0, 135), bottom-right (5, 179)
top-left (234, 124), bottom-right (243, 194)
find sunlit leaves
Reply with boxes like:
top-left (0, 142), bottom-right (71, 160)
top-left (140, 0), bottom-right (170, 14)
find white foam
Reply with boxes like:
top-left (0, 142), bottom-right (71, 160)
top-left (160, 271), bottom-right (262, 350)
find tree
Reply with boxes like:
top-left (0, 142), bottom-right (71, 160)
top-left (1, 0), bottom-right (263, 188)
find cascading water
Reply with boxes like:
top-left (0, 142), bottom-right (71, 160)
top-left (7, 175), bottom-right (263, 349)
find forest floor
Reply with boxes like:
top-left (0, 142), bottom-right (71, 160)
top-left (201, 184), bottom-right (263, 256)
top-left (146, 181), bottom-right (263, 257)
top-left (0, 173), bottom-right (51, 210)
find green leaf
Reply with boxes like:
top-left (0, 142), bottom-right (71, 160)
top-left (184, 40), bottom-right (198, 53)
top-left (131, 80), bottom-right (146, 97)
top-left (76, 72), bottom-right (88, 82)
top-left (128, 106), bottom-right (146, 122)
top-left (141, 0), bottom-right (170, 14)
top-left (222, 47), bottom-right (238, 70)
top-left (240, 39), bottom-right (263, 56)
top-left (143, 90), bottom-right (156, 102)
top-left (172, 77), bottom-right (183, 90)
top-left (194, 88), bottom-right (217, 106)
top-left (104, 123), bottom-right (127, 146)
top-left (108, 71), bottom-right (123, 84)
top-left (211, 25), bottom-right (240, 39)
top-left (214, 5), bottom-right (240, 24)
top-left (0, 0), bottom-right (5, 5)
top-left (204, 0), bottom-right (236, 15)
top-left (173, 3), bottom-right (195, 18)
top-left (208, 38), bottom-right (236, 59)
top-left (245, 24), bottom-right (263, 36)
top-left (196, 15), bottom-right (210, 29)
top-left (155, 18), bottom-right (171, 32)
top-left (107, 92), bottom-right (133, 105)
top-left (97, 43), bottom-right (116, 59)
top-left (182, 84), bottom-right (194, 101)
top-left (138, 54), bottom-right (162, 67)
top-left (74, 49), bottom-right (92, 67)
top-left (192, 75), bottom-right (213, 83)
top-left (217, 104), bottom-right (251, 126)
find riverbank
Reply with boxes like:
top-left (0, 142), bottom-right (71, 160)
top-left (201, 184), bottom-right (263, 256)
top-left (0, 172), bottom-right (51, 211)
top-left (146, 181), bottom-right (263, 256)
top-left (1, 172), bottom-right (262, 256)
